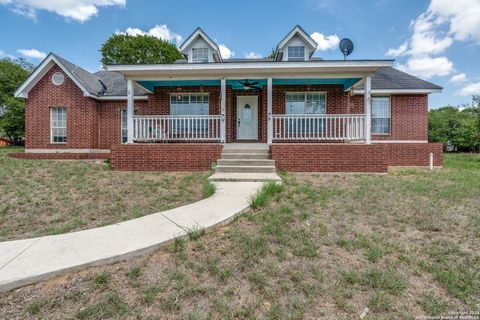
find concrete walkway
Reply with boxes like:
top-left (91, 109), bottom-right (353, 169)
top-left (0, 181), bottom-right (262, 293)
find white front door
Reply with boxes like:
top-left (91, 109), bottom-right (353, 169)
top-left (237, 96), bottom-right (258, 140)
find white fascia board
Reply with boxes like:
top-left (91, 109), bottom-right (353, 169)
top-left (106, 60), bottom-right (393, 78)
top-left (353, 88), bottom-right (442, 94)
top-left (126, 73), bottom-right (374, 81)
top-left (15, 53), bottom-right (94, 99)
top-left (95, 95), bottom-right (149, 101)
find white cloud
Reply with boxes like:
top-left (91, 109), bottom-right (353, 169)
top-left (119, 24), bottom-right (182, 44)
top-left (386, 41), bottom-right (408, 57)
top-left (397, 56), bottom-right (453, 79)
top-left (310, 32), bottom-right (340, 51)
top-left (17, 48), bottom-right (46, 59)
top-left (457, 82), bottom-right (480, 96)
top-left (383, 0), bottom-right (480, 80)
top-left (218, 44), bottom-right (234, 59)
top-left (449, 73), bottom-right (467, 84)
top-left (0, 0), bottom-right (125, 22)
top-left (245, 52), bottom-right (262, 59)
top-left (408, 13), bottom-right (454, 57)
top-left (428, 0), bottom-right (480, 42)
top-left (0, 50), bottom-right (5, 57)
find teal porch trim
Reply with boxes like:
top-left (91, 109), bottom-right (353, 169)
top-left (137, 78), bottom-right (361, 91)
top-left (272, 78), bottom-right (361, 90)
top-left (137, 80), bottom-right (221, 92)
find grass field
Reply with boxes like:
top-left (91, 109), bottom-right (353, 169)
top-left (0, 153), bottom-right (479, 319)
top-left (0, 147), bottom-right (213, 241)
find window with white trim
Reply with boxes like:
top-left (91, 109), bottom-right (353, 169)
top-left (50, 107), bottom-right (67, 143)
top-left (285, 92), bottom-right (326, 133)
top-left (121, 109), bottom-right (138, 143)
top-left (170, 94), bottom-right (209, 115)
top-left (170, 93), bottom-right (209, 131)
top-left (371, 97), bottom-right (391, 134)
top-left (286, 92), bottom-right (326, 114)
top-left (191, 48), bottom-right (209, 63)
top-left (287, 46), bottom-right (305, 61)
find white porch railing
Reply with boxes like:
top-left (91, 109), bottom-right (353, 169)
top-left (133, 115), bottom-right (221, 142)
top-left (272, 114), bottom-right (366, 141)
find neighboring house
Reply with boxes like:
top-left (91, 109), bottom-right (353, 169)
top-left (13, 25), bottom-right (443, 173)
top-left (0, 138), bottom-right (10, 147)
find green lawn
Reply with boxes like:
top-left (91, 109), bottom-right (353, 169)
top-left (0, 147), bottom-right (212, 241)
top-left (0, 153), bottom-right (479, 319)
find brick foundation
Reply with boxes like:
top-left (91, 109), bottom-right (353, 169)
top-left (110, 144), bottom-right (222, 171)
top-left (385, 143), bottom-right (443, 167)
top-left (271, 143), bottom-right (443, 172)
top-left (271, 143), bottom-right (388, 172)
top-left (8, 152), bottom-right (109, 160)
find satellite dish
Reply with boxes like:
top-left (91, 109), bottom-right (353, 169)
top-left (339, 38), bottom-right (354, 60)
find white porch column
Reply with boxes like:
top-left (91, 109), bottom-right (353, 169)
top-left (267, 77), bottom-right (273, 144)
top-left (220, 78), bottom-right (226, 143)
top-left (127, 79), bottom-right (134, 144)
top-left (364, 75), bottom-right (372, 144)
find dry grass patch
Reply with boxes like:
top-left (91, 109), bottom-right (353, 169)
top-left (0, 147), bottom-right (211, 240)
top-left (0, 153), bottom-right (479, 319)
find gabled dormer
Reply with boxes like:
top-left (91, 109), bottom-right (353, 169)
top-left (275, 25), bottom-right (318, 62)
top-left (179, 28), bottom-right (222, 63)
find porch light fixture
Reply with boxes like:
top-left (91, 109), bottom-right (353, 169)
top-left (176, 86), bottom-right (183, 101)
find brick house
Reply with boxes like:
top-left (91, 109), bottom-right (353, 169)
top-left (13, 26), bottom-right (443, 176)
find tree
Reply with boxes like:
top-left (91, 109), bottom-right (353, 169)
top-left (0, 58), bottom-right (33, 144)
top-left (266, 48), bottom-right (276, 59)
top-left (100, 34), bottom-right (183, 66)
top-left (0, 58), bottom-right (33, 105)
top-left (428, 96), bottom-right (480, 153)
top-left (428, 106), bottom-right (461, 148)
top-left (0, 97), bottom-right (24, 144)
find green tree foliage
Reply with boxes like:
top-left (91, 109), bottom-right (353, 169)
top-left (100, 34), bottom-right (183, 66)
top-left (429, 96), bottom-right (480, 152)
top-left (0, 58), bottom-right (34, 144)
top-left (266, 48), bottom-right (276, 59)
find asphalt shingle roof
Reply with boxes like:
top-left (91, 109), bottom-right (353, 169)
top-left (54, 54), bottom-right (148, 97)
top-left (53, 54), bottom-right (441, 97)
top-left (357, 67), bottom-right (442, 90)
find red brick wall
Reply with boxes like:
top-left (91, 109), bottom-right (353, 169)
top-left (271, 143), bottom-right (388, 172)
top-left (25, 65), bottom-right (99, 149)
top-left (386, 143), bottom-right (443, 166)
top-left (353, 94), bottom-right (429, 141)
top-left (110, 144), bottom-right (222, 171)
top-left (271, 142), bottom-right (443, 172)
top-left (96, 100), bottom-right (148, 149)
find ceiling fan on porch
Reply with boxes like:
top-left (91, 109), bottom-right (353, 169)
top-left (239, 80), bottom-right (262, 90)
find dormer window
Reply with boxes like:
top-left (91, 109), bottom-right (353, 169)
top-left (287, 46), bottom-right (305, 61)
top-left (191, 48), bottom-right (209, 63)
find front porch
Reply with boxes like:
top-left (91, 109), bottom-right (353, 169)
top-left (124, 76), bottom-right (374, 144)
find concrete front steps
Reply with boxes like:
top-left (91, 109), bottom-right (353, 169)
top-left (209, 144), bottom-right (281, 182)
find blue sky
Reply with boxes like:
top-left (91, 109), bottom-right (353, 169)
top-left (1, 0), bottom-right (479, 109)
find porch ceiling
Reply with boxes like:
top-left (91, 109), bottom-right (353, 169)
top-left (137, 78), bottom-right (361, 91)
